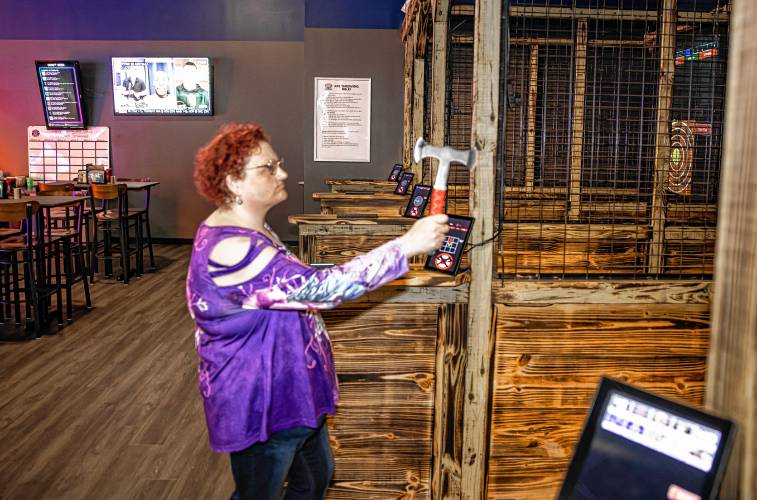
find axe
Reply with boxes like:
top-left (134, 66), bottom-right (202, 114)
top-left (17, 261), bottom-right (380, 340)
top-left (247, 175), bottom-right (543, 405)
top-left (413, 138), bottom-right (477, 215)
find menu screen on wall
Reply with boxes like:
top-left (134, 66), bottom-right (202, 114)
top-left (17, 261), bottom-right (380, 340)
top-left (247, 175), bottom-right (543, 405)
top-left (35, 61), bottom-right (85, 129)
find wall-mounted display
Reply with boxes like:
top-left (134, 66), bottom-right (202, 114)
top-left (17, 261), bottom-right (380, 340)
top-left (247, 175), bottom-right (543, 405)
top-left (35, 61), bottom-right (85, 130)
top-left (112, 57), bottom-right (213, 115)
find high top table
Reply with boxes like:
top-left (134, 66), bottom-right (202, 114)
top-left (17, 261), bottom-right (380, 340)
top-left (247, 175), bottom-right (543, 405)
top-left (47, 181), bottom-right (159, 271)
top-left (46, 180), bottom-right (160, 191)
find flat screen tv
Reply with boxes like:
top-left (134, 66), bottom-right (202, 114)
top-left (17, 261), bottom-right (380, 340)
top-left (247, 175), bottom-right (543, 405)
top-left (35, 60), bottom-right (86, 129)
top-left (558, 377), bottom-right (735, 500)
top-left (111, 57), bottom-right (213, 116)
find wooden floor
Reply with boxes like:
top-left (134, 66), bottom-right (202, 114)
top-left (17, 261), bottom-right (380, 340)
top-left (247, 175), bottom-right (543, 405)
top-left (0, 245), bottom-right (233, 500)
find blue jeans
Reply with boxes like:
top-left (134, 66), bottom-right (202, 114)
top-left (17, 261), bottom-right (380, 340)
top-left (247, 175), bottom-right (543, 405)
top-left (229, 416), bottom-right (334, 500)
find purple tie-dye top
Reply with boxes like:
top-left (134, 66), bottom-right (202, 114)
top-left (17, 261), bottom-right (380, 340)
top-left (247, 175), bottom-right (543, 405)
top-left (186, 223), bottom-right (409, 453)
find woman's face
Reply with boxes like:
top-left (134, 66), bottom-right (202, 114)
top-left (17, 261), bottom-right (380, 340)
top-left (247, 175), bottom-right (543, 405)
top-left (228, 140), bottom-right (288, 212)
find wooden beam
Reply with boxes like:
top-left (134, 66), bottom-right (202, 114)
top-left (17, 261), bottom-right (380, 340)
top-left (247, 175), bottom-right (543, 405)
top-left (412, 55), bottom-right (426, 180)
top-left (664, 225), bottom-right (717, 242)
top-left (432, 304), bottom-right (467, 498)
top-left (706, 0), bottom-right (757, 496)
top-left (403, 26), bottom-right (415, 171)
top-left (525, 45), bottom-right (539, 191)
top-left (492, 281), bottom-right (711, 305)
top-left (401, 0), bottom-right (420, 41)
top-left (648, 0), bottom-right (677, 274)
top-left (450, 4), bottom-right (728, 22)
top-left (416, 0), bottom-right (432, 58)
top-left (295, 224), bottom-right (408, 237)
top-left (500, 223), bottom-right (648, 241)
top-left (568, 19), bottom-right (588, 220)
top-left (430, 0), bottom-right (450, 185)
top-left (461, 0), bottom-right (501, 497)
top-left (356, 284), bottom-right (468, 304)
top-left (452, 33), bottom-right (646, 47)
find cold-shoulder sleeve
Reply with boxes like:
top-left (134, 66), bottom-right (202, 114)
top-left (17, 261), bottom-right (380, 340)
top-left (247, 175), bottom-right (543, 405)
top-left (235, 238), bottom-right (409, 311)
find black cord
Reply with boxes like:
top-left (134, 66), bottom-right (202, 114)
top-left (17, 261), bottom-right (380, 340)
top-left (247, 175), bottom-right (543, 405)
top-left (462, 228), bottom-right (502, 255)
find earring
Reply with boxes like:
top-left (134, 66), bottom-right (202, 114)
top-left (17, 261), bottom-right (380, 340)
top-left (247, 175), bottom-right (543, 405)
top-left (235, 195), bottom-right (243, 205)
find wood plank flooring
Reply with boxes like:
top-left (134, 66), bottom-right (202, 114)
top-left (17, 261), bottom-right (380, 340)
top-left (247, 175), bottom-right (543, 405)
top-left (0, 245), bottom-right (233, 500)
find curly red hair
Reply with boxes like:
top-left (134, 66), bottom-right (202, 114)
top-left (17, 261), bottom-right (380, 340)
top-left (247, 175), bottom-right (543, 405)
top-left (194, 123), bottom-right (270, 205)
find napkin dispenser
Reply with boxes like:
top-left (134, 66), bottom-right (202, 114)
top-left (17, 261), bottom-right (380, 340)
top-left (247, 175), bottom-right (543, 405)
top-left (86, 164), bottom-right (106, 184)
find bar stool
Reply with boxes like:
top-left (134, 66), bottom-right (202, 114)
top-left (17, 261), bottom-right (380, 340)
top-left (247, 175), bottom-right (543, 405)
top-left (0, 201), bottom-right (62, 339)
top-left (89, 184), bottom-right (142, 284)
top-left (117, 178), bottom-right (155, 271)
top-left (38, 182), bottom-right (95, 280)
top-left (37, 192), bottom-right (91, 321)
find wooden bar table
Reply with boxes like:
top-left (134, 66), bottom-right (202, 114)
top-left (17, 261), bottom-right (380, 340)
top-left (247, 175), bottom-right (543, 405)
top-left (325, 179), bottom-right (398, 193)
top-left (46, 180), bottom-right (160, 192)
top-left (289, 214), bottom-right (413, 264)
top-left (0, 195), bottom-right (84, 208)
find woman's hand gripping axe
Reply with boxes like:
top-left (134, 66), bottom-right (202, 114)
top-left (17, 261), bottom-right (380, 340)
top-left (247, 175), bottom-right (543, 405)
top-left (413, 138), bottom-right (477, 215)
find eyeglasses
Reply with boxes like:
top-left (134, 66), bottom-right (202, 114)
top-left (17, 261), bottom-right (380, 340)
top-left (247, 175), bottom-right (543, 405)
top-left (246, 158), bottom-right (284, 175)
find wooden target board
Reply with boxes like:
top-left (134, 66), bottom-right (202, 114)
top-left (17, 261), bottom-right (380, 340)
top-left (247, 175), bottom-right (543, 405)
top-left (668, 120), bottom-right (713, 196)
top-left (668, 121), bottom-right (694, 195)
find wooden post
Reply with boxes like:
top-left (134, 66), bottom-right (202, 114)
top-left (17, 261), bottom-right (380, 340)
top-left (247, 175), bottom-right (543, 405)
top-left (412, 55), bottom-right (426, 181)
top-left (525, 44), bottom-right (539, 191)
top-left (648, 0), bottom-right (677, 274)
top-left (568, 19), bottom-right (588, 220)
top-left (461, 0), bottom-right (501, 497)
top-left (706, 0), bottom-right (757, 497)
top-left (432, 304), bottom-right (467, 498)
top-left (430, 0), bottom-right (450, 184)
top-left (403, 23), bottom-right (415, 171)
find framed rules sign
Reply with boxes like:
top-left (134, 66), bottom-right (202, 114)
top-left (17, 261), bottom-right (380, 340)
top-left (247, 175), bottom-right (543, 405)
top-left (314, 77), bottom-right (371, 162)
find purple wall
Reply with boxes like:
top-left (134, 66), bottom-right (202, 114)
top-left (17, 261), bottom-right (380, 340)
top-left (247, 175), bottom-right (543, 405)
top-left (0, 0), bottom-right (407, 40)
top-left (0, 1), bottom-right (406, 240)
top-left (0, 41), bottom-right (304, 240)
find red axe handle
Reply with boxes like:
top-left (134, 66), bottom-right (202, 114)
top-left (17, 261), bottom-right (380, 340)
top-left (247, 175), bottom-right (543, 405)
top-left (429, 188), bottom-right (447, 215)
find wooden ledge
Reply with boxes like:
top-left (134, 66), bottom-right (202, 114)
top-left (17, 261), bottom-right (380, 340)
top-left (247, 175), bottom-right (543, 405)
top-left (492, 280), bottom-right (711, 304)
top-left (312, 192), bottom-right (407, 202)
top-left (288, 214), bottom-right (413, 226)
top-left (394, 268), bottom-right (469, 287)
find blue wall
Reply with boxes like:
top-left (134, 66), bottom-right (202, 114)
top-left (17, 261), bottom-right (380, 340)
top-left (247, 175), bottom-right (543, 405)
top-left (0, 0), bottom-right (406, 41)
top-left (306, 0), bottom-right (405, 29)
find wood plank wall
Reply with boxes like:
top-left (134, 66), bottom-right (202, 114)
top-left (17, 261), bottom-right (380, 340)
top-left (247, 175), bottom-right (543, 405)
top-left (487, 281), bottom-right (710, 499)
top-left (322, 302), bottom-right (439, 499)
top-left (309, 188), bottom-right (717, 276)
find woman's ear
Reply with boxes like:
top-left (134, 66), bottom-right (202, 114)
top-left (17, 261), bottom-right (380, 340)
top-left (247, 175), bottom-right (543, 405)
top-left (225, 174), bottom-right (242, 200)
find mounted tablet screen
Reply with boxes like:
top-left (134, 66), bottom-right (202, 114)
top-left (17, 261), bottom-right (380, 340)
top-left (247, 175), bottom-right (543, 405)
top-left (558, 377), bottom-right (734, 500)
top-left (424, 215), bottom-right (474, 275)
top-left (403, 184), bottom-right (431, 218)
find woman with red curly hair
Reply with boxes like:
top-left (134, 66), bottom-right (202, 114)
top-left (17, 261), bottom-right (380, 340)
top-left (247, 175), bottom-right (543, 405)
top-left (186, 123), bottom-right (448, 499)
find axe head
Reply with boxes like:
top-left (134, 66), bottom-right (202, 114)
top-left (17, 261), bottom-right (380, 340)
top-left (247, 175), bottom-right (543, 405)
top-left (413, 138), bottom-right (427, 163)
top-left (413, 137), bottom-right (477, 170)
